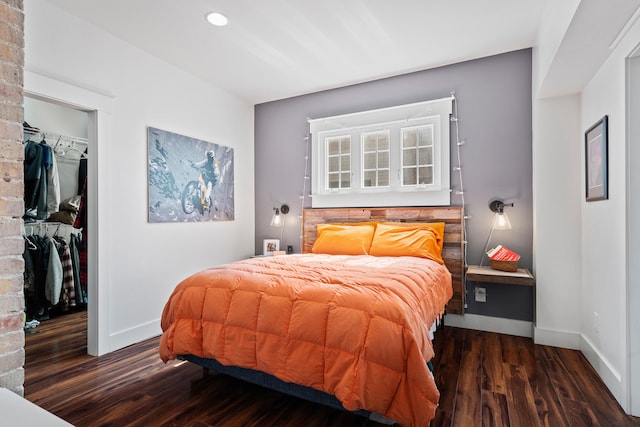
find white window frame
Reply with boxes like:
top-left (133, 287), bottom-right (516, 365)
top-left (309, 97), bottom-right (453, 207)
top-left (401, 124), bottom-right (435, 187)
top-left (324, 135), bottom-right (351, 190)
top-left (361, 130), bottom-right (390, 189)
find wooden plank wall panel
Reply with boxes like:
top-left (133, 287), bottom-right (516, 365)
top-left (302, 207), bottom-right (466, 314)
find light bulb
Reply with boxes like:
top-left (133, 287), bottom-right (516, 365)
top-left (206, 12), bottom-right (228, 26)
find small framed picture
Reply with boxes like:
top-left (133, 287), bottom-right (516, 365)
top-left (585, 115), bottom-right (608, 202)
top-left (263, 239), bottom-right (280, 256)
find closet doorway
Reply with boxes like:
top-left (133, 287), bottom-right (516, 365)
top-left (24, 70), bottom-right (113, 356)
top-left (23, 95), bottom-right (90, 354)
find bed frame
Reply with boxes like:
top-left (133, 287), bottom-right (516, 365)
top-left (180, 206), bottom-right (465, 422)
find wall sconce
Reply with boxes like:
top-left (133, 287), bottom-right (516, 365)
top-left (271, 204), bottom-right (289, 227)
top-left (489, 199), bottom-right (514, 230)
top-left (481, 199), bottom-right (514, 265)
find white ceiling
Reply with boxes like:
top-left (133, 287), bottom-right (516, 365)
top-left (44, 0), bottom-right (547, 105)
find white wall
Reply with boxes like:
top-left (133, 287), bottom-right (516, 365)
top-left (532, 3), bottom-right (584, 350)
top-left (578, 13), bottom-right (640, 409)
top-left (627, 53), bottom-right (640, 417)
top-left (24, 0), bottom-right (255, 353)
top-left (534, 0), bottom-right (580, 94)
top-left (532, 93), bottom-right (582, 348)
top-left (534, 1), bottom-right (640, 412)
top-left (24, 97), bottom-right (88, 139)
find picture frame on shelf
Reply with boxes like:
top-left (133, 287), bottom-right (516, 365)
top-left (585, 115), bottom-right (608, 202)
top-left (263, 239), bottom-right (280, 256)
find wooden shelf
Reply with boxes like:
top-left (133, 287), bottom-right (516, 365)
top-left (466, 265), bottom-right (534, 286)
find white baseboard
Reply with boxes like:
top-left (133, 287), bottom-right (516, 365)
top-left (533, 326), bottom-right (581, 349)
top-left (109, 319), bottom-right (162, 353)
top-left (445, 313), bottom-right (533, 338)
top-left (580, 334), bottom-right (624, 406)
top-left (533, 326), bottom-right (626, 412)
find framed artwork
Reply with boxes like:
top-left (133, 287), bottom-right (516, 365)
top-left (585, 116), bottom-right (608, 202)
top-left (263, 239), bottom-right (280, 256)
top-left (147, 127), bottom-right (234, 222)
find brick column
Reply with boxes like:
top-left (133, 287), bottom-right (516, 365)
top-left (0, 0), bottom-right (25, 395)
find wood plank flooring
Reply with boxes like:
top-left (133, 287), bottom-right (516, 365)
top-left (24, 311), bottom-right (640, 426)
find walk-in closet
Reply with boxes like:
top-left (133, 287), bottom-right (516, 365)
top-left (22, 96), bottom-right (90, 348)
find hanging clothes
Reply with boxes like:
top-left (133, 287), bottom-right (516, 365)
top-left (24, 140), bottom-right (48, 220)
top-left (44, 236), bottom-right (63, 306)
top-left (24, 125), bottom-right (86, 220)
top-left (24, 234), bottom-right (48, 320)
top-left (23, 239), bottom-right (36, 309)
top-left (74, 177), bottom-right (88, 288)
top-left (46, 150), bottom-right (61, 216)
top-left (78, 154), bottom-right (87, 197)
top-left (23, 223), bottom-right (85, 321)
top-left (69, 234), bottom-right (86, 305)
top-left (22, 122), bottom-right (89, 320)
top-left (54, 236), bottom-right (76, 312)
top-left (54, 138), bottom-right (86, 202)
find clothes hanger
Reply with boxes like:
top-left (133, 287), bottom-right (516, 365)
top-left (21, 224), bottom-right (38, 250)
top-left (54, 138), bottom-right (88, 159)
top-left (25, 237), bottom-right (37, 250)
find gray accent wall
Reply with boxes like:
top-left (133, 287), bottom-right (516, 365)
top-left (255, 49), bottom-right (533, 321)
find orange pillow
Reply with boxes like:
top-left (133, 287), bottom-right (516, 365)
top-left (311, 223), bottom-right (376, 255)
top-left (369, 222), bottom-right (444, 263)
top-left (380, 221), bottom-right (445, 253)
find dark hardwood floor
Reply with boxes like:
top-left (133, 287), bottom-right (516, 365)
top-left (24, 311), bottom-right (640, 426)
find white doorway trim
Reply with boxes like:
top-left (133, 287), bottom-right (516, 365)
top-left (24, 70), bottom-right (113, 356)
top-left (626, 51), bottom-right (640, 417)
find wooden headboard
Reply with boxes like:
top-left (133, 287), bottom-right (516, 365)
top-left (302, 207), bottom-right (465, 314)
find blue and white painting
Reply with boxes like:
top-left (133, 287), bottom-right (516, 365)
top-left (147, 127), bottom-right (234, 222)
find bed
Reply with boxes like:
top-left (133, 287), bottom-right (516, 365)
top-left (159, 207), bottom-right (465, 427)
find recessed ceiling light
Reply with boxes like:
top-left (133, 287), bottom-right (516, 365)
top-left (206, 12), bottom-right (228, 27)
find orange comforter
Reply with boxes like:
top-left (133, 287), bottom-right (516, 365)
top-left (160, 254), bottom-right (452, 426)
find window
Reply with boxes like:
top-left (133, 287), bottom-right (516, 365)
top-left (402, 125), bottom-right (434, 186)
top-left (326, 135), bottom-right (351, 189)
top-left (362, 131), bottom-right (390, 188)
top-left (309, 97), bottom-right (453, 207)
